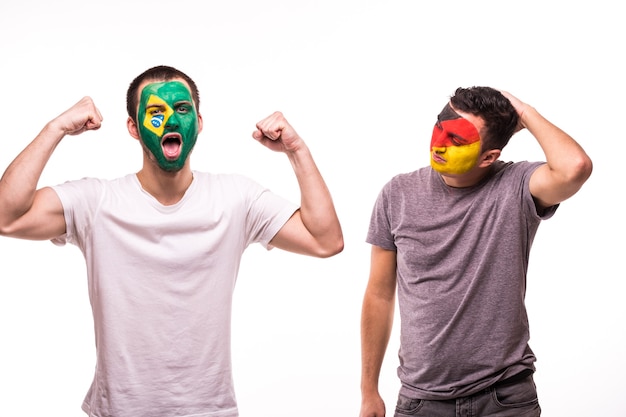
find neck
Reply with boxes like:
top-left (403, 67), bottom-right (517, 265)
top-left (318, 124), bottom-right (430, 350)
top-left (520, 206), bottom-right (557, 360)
top-left (439, 164), bottom-right (493, 188)
top-left (136, 162), bottom-right (193, 206)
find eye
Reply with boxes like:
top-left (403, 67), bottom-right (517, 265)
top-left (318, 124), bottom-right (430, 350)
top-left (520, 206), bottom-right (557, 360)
top-left (449, 135), bottom-right (465, 146)
top-left (149, 108), bottom-right (164, 116)
top-left (177, 106), bottom-right (189, 114)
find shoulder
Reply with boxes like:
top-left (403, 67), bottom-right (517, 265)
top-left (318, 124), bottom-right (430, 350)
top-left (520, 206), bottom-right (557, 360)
top-left (493, 160), bottom-right (544, 173)
top-left (491, 160), bottom-right (545, 182)
top-left (377, 167), bottom-right (436, 200)
top-left (384, 167), bottom-right (429, 188)
top-left (51, 175), bottom-right (139, 208)
top-left (52, 176), bottom-right (108, 195)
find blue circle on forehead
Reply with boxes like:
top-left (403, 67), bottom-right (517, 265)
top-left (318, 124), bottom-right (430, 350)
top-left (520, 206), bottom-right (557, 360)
top-left (151, 114), bottom-right (165, 128)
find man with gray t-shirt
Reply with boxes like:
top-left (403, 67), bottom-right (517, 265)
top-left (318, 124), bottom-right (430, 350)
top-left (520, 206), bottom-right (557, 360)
top-left (359, 87), bottom-right (592, 417)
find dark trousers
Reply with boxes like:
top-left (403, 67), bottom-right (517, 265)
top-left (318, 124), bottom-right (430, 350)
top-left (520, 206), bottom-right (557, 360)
top-left (394, 373), bottom-right (541, 417)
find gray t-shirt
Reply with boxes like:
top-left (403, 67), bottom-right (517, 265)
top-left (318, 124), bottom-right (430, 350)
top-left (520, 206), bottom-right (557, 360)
top-left (367, 161), bottom-right (556, 400)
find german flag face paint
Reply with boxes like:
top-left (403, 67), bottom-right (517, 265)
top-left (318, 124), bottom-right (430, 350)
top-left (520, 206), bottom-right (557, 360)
top-left (430, 103), bottom-right (482, 175)
top-left (137, 81), bottom-right (199, 172)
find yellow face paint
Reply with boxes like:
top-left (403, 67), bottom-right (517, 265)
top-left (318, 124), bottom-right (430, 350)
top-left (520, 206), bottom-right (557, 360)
top-left (430, 104), bottom-right (482, 175)
top-left (431, 141), bottom-right (481, 175)
top-left (142, 94), bottom-right (175, 137)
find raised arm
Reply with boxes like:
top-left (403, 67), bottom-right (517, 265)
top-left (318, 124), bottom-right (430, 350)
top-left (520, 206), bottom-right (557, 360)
top-left (252, 111), bottom-right (343, 258)
top-left (501, 91), bottom-right (593, 209)
top-left (0, 96), bottom-right (103, 240)
top-left (360, 245), bottom-right (397, 417)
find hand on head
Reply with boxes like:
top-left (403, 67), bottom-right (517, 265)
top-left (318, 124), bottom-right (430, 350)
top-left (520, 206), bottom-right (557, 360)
top-left (499, 90), bottom-right (528, 131)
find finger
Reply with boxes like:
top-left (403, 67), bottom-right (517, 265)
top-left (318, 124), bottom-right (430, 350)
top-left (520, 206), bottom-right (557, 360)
top-left (257, 123), bottom-right (283, 141)
top-left (264, 127), bottom-right (282, 141)
top-left (254, 113), bottom-right (274, 133)
top-left (256, 112), bottom-right (287, 140)
top-left (86, 112), bottom-right (103, 131)
top-left (251, 130), bottom-right (264, 141)
top-left (86, 119), bottom-right (102, 131)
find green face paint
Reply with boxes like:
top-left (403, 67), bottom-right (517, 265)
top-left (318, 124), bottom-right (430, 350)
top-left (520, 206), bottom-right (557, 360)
top-left (137, 81), bottom-right (199, 172)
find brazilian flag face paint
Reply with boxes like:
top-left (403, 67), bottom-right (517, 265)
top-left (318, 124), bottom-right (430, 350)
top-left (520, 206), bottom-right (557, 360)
top-left (137, 81), bottom-right (199, 172)
top-left (430, 104), bottom-right (482, 175)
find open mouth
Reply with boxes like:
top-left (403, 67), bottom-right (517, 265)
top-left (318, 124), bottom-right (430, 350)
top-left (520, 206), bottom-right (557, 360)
top-left (161, 133), bottom-right (183, 160)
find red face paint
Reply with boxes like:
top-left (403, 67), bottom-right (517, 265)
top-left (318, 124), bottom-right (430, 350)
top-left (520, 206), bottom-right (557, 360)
top-left (430, 104), bottom-right (481, 148)
top-left (430, 104), bottom-right (482, 175)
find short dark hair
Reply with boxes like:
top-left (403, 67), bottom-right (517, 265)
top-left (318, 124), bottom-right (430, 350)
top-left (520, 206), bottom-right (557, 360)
top-left (449, 86), bottom-right (518, 151)
top-left (126, 65), bottom-right (200, 122)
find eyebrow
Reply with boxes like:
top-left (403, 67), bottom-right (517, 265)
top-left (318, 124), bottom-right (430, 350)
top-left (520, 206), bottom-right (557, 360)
top-left (145, 99), bottom-right (192, 110)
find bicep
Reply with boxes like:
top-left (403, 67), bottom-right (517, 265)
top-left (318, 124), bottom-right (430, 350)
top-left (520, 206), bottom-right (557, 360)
top-left (269, 209), bottom-right (337, 258)
top-left (268, 210), bottom-right (311, 254)
top-left (529, 161), bottom-right (592, 209)
top-left (6, 187), bottom-right (66, 240)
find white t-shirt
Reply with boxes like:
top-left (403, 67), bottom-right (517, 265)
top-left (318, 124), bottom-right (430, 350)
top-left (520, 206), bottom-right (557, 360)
top-left (52, 171), bottom-right (298, 417)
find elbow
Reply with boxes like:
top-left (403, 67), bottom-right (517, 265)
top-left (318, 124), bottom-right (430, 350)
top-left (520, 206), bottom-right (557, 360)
top-left (316, 235), bottom-right (344, 258)
top-left (0, 219), bottom-right (22, 238)
top-left (571, 153), bottom-right (593, 186)
top-left (0, 217), bottom-right (15, 237)
top-left (0, 224), bottom-right (20, 239)
top-left (556, 154), bottom-right (593, 200)
top-left (582, 155), bottom-right (593, 181)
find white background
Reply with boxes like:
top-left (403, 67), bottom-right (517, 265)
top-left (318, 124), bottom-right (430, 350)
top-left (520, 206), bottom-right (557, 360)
top-left (0, 1), bottom-right (623, 416)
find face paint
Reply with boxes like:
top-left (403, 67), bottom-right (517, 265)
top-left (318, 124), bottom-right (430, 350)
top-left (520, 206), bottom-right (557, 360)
top-left (137, 81), bottom-right (199, 172)
top-left (430, 103), bottom-right (482, 175)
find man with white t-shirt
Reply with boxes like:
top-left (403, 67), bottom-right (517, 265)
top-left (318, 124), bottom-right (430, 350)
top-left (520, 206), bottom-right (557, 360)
top-left (0, 65), bottom-right (343, 417)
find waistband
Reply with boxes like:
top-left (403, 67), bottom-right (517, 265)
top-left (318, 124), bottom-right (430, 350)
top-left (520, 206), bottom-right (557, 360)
top-left (493, 369), bottom-right (534, 387)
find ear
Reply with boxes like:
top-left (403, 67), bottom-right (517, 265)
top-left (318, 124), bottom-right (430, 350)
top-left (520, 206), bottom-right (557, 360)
top-left (197, 112), bottom-right (204, 134)
top-left (127, 117), bottom-right (140, 140)
top-left (478, 149), bottom-right (501, 168)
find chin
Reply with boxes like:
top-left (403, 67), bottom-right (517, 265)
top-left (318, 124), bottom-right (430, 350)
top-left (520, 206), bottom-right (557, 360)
top-left (160, 164), bottom-right (184, 173)
top-left (433, 167), bottom-right (474, 177)
top-left (430, 162), bottom-right (452, 175)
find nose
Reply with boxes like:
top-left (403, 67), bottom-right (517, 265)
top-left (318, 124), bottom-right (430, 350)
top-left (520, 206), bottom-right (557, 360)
top-left (165, 112), bottom-right (180, 129)
top-left (432, 145), bottom-right (446, 154)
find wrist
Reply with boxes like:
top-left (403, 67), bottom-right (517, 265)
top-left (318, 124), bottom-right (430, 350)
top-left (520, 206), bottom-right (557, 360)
top-left (518, 105), bottom-right (538, 129)
top-left (43, 119), bottom-right (70, 140)
top-left (360, 378), bottom-right (380, 396)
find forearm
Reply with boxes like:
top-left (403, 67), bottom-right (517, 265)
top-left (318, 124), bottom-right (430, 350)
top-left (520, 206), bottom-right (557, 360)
top-left (520, 106), bottom-right (593, 206)
top-left (0, 122), bottom-right (64, 225)
top-left (526, 106), bottom-right (593, 187)
top-left (360, 293), bottom-right (395, 396)
top-left (523, 107), bottom-right (591, 175)
top-left (286, 144), bottom-right (343, 254)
